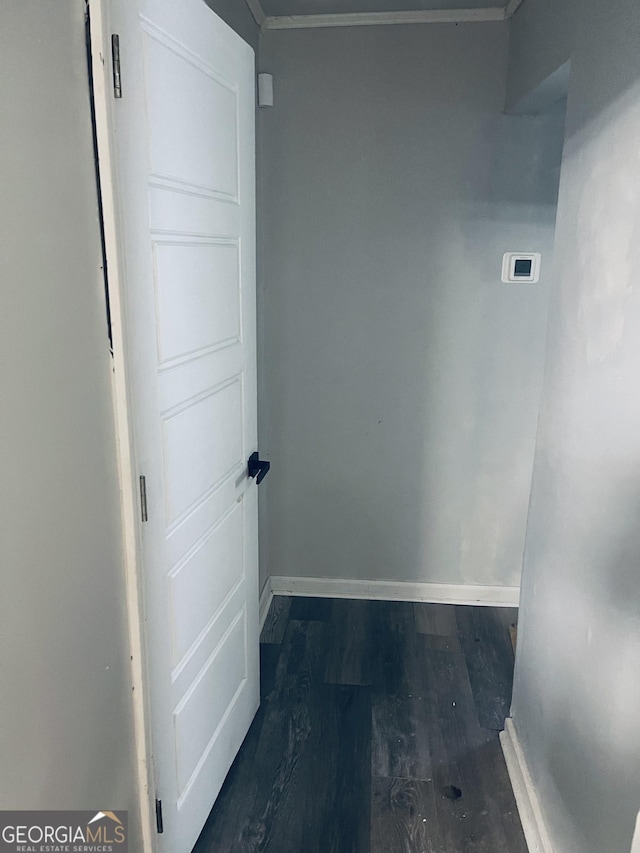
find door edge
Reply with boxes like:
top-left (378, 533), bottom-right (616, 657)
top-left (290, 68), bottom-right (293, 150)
top-left (87, 2), bottom-right (157, 850)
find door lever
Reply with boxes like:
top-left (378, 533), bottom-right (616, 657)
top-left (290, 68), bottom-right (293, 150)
top-left (248, 451), bottom-right (270, 485)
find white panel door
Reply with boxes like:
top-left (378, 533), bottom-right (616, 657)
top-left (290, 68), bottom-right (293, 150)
top-left (99, 1), bottom-right (258, 851)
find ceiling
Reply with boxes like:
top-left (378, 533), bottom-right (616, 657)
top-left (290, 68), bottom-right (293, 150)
top-left (259, 0), bottom-right (510, 15)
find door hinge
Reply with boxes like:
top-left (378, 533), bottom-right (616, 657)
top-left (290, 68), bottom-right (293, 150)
top-left (111, 34), bottom-right (122, 98)
top-left (139, 475), bottom-right (148, 522)
top-left (155, 799), bottom-right (164, 834)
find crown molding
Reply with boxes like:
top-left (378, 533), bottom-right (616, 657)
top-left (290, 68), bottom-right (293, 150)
top-left (244, 0), bottom-right (266, 27)
top-left (263, 7), bottom-right (507, 29)
top-left (249, 1), bottom-right (526, 32)
top-left (505, 0), bottom-right (525, 17)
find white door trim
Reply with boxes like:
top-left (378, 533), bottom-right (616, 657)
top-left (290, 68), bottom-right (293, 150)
top-left (269, 575), bottom-right (520, 607)
top-left (88, 2), bottom-right (156, 849)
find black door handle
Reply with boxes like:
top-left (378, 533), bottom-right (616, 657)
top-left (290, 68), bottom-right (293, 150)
top-left (248, 451), bottom-right (270, 485)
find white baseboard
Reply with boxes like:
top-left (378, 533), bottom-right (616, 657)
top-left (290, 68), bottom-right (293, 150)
top-left (500, 718), bottom-right (553, 853)
top-left (268, 575), bottom-right (520, 607)
top-left (258, 577), bottom-right (273, 631)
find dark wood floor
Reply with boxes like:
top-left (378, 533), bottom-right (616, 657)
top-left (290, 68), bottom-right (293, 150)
top-left (192, 597), bottom-right (526, 853)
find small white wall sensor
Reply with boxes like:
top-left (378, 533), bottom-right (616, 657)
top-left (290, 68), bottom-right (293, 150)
top-left (501, 253), bottom-right (541, 284)
top-left (257, 73), bottom-right (274, 108)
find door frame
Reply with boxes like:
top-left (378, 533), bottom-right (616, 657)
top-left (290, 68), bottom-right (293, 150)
top-left (88, 1), bottom-right (158, 850)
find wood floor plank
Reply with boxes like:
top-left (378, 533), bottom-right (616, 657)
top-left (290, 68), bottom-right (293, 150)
top-left (433, 761), bottom-right (506, 853)
top-left (372, 777), bottom-right (444, 853)
top-left (372, 633), bottom-right (476, 781)
top-left (260, 595), bottom-right (292, 644)
top-left (455, 606), bottom-right (516, 731)
top-left (314, 685), bottom-right (372, 853)
top-left (194, 620), bottom-right (329, 852)
top-left (431, 735), bottom-right (527, 853)
top-left (261, 683), bottom-right (372, 853)
top-left (414, 602), bottom-right (459, 636)
top-left (259, 682), bottom-right (371, 853)
top-left (369, 600), bottom-right (417, 697)
top-left (473, 736), bottom-right (529, 851)
top-left (372, 695), bottom-right (433, 780)
top-left (431, 734), bottom-right (505, 853)
top-left (420, 638), bottom-right (520, 853)
top-left (260, 642), bottom-right (282, 700)
top-left (415, 638), bottom-right (490, 798)
top-left (421, 641), bottom-right (488, 745)
top-left (255, 620), bottom-right (332, 853)
top-left (325, 598), bottom-right (372, 686)
top-left (422, 634), bottom-right (463, 652)
top-left (288, 595), bottom-right (333, 622)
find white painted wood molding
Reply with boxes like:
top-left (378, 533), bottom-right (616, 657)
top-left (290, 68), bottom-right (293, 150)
top-left (505, 0), bottom-right (525, 17)
top-left (250, 0), bottom-right (526, 31)
top-left (500, 719), bottom-right (554, 853)
top-left (244, 0), bottom-right (266, 27)
top-left (263, 7), bottom-right (507, 30)
top-left (268, 575), bottom-right (520, 607)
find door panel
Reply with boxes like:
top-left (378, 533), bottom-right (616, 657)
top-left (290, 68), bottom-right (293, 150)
top-left (169, 503), bottom-right (245, 666)
top-left (142, 25), bottom-right (240, 198)
top-left (100, 0), bottom-right (258, 850)
top-left (153, 241), bottom-right (241, 363)
top-left (173, 607), bottom-right (247, 797)
top-left (161, 380), bottom-right (244, 525)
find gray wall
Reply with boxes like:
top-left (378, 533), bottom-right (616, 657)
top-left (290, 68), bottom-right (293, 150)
top-left (508, 1), bottom-right (640, 851)
top-left (258, 23), bottom-right (564, 588)
top-left (0, 2), bottom-right (140, 846)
